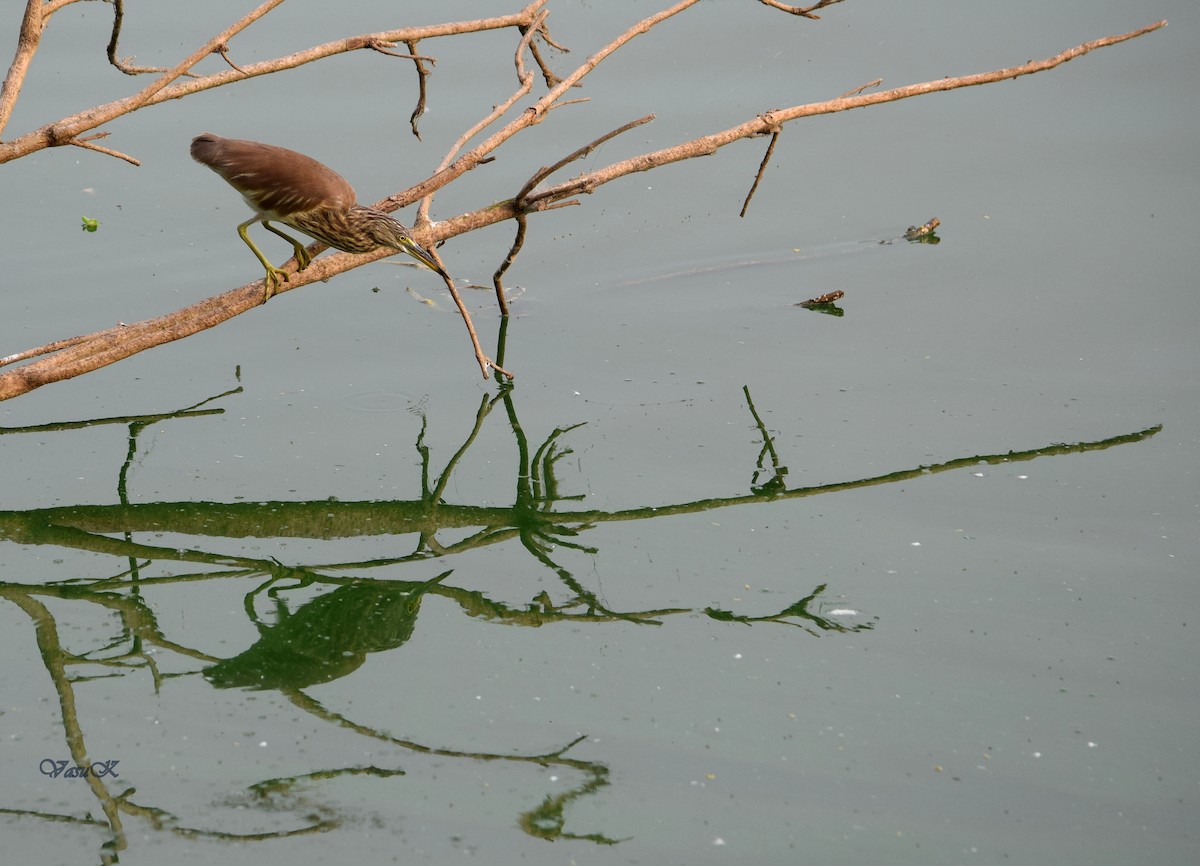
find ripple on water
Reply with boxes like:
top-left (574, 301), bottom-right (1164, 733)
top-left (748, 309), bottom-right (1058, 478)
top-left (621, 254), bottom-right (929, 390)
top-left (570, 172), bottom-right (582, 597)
top-left (343, 390), bottom-right (429, 415)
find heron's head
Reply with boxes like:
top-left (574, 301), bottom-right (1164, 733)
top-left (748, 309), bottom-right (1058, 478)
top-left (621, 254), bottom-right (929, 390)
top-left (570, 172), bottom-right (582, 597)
top-left (355, 207), bottom-right (446, 277)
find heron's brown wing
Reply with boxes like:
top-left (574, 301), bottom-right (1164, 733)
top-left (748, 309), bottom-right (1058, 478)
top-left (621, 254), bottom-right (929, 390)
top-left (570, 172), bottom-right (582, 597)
top-left (191, 133), bottom-right (357, 219)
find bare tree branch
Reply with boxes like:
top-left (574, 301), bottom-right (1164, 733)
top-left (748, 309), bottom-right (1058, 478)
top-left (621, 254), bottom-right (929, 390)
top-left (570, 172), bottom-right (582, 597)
top-left (518, 20), bottom-right (1168, 214)
top-left (0, 4), bottom-right (1168, 400)
top-left (391, 0), bottom-right (712, 225)
top-left (0, 0), bottom-right (47, 134)
top-left (1, 0), bottom-right (288, 162)
top-left (0, 1), bottom-right (548, 164)
top-left (414, 7), bottom-right (550, 227)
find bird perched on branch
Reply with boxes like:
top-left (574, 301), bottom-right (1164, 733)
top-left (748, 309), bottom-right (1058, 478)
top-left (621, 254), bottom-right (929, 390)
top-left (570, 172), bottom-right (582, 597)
top-left (190, 133), bottom-right (445, 300)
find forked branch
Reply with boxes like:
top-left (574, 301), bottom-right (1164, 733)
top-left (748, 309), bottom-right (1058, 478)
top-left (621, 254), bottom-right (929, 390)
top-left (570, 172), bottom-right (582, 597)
top-left (433, 20), bottom-right (1169, 235)
top-left (0, 0), bottom-right (549, 163)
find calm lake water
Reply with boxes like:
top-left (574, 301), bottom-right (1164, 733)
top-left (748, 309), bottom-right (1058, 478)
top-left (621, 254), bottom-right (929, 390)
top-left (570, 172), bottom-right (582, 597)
top-left (2, 1), bottom-right (1197, 864)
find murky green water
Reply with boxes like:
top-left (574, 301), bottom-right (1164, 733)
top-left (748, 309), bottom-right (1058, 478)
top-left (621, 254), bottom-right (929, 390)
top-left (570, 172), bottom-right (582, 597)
top-left (2, 2), bottom-right (1196, 864)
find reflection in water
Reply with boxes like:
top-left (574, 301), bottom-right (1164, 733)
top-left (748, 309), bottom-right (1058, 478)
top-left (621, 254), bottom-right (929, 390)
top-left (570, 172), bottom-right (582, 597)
top-left (204, 574), bottom-right (449, 690)
top-left (0, 372), bottom-right (1162, 859)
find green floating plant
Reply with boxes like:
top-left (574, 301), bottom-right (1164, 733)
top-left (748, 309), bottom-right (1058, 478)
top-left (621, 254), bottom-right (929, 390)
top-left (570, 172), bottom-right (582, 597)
top-left (81, 216), bottom-right (100, 233)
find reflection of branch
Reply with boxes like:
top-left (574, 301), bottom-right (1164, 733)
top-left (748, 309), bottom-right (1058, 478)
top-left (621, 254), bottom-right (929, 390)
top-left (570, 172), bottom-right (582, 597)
top-left (3, 576), bottom-right (625, 847)
top-left (415, 391), bottom-right (508, 556)
top-left (285, 692), bottom-right (618, 843)
top-left (6, 593), bottom-right (129, 854)
top-left (743, 385), bottom-right (788, 495)
top-left (439, 585), bottom-right (686, 627)
top-left (0, 407), bottom-right (225, 435)
top-left (595, 424), bottom-right (1165, 524)
top-left (0, 426), bottom-right (1162, 555)
top-left (705, 583), bottom-right (877, 636)
top-left (497, 390), bottom-right (648, 621)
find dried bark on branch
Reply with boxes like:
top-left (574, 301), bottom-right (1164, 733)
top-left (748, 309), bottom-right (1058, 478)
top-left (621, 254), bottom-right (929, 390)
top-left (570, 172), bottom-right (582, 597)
top-left (0, 0), bottom-right (1167, 400)
top-left (0, 0), bottom-right (550, 162)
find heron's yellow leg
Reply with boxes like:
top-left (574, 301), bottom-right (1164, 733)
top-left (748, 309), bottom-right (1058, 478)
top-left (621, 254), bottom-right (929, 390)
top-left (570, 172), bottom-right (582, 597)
top-left (237, 217), bottom-right (289, 300)
top-left (261, 221), bottom-right (313, 270)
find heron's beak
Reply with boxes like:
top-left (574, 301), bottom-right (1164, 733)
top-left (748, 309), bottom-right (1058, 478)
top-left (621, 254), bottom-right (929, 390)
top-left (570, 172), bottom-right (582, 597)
top-left (403, 239), bottom-right (449, 280)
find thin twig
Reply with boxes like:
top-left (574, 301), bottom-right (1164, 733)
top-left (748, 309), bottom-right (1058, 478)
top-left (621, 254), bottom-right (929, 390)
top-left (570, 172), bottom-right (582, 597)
top-left (404, 38), bottom-right (432, 140)
top-left (489, 114), bottom-right (654, 311)
top-left (107, 0), bottom-right (167, 75)
top-left (493, 114), bottom-right (654, 311)
top-left (414, 7), bottom-right (548, 225)
top-left (757, 0), bottom-right (844, 19)
top-left (525, 18), bottom-right (565, 87)
top-left (523, 115), bottom-right (655, 204)
top-left (69, 137), bottom-right (140, 165)
top-left (367, 40), bottom-right (436, 62)
top-left (840, 78), bottom-right (882, 98)
top-left (398, 0), bottom-right (710, 221)
top-left (435, 270), bottom-right (512, 380)
top-left (492, 214), bottom-right (527, 315)
top-left (213, 43), bottom-right (246, 74)
top-left (740, 125), bottom-right (780, 218)
top-left (1, 334), bottom-right (89, 368)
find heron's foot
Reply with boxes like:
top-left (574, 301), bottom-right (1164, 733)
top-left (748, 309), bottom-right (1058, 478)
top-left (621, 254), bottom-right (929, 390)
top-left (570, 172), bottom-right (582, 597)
top-left (262, 266), bottom-right (290, 301)
top-left (291, 244), bottom-right (312, 271)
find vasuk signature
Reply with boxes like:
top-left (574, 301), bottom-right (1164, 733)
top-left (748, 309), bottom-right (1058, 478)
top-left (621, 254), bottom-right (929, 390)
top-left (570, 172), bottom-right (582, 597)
top-left (39, 759), bottom-right (120, 779)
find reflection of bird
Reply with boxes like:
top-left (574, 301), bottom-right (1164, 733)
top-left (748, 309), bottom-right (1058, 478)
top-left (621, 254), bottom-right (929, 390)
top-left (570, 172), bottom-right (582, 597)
top-left (190, 133), bottom-right (446, 299)
top-left (204, 573), bottom-right (450, 691)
